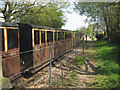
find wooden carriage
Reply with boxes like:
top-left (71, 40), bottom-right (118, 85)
top-left (0, 22), bottom-right (21, 80)
top-left (18, 23), bottom-right (74, 72)
top-left (0, 22), bottom-right (86, 81)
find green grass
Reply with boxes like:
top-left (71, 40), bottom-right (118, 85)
top-left (71, 73), bottom-right (77, 77)
top-left (89, 74), bottom-right (119, 88)
top-left (90, 41), bottom-right (120, 88)
top-left (75, 56), bottom-right (84, 65)
top-left (67, 83), bottom-right (73, 86)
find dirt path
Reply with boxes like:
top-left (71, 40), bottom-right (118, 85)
top-left (13, 41), bottom-right (99, 88)
top-left (49, 41), bottom-right (99, 88)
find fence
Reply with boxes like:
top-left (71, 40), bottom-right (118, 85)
top-left (1, 35), bottom-right (87, 88)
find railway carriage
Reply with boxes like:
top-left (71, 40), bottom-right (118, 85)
top-left (0, 22), bottom-right (21, 80)
top-left (0, 22), bottom-right (86, 81)
top-left (73, 31), bottom-right (85, 47)
top-left (54, 29), bottom-right (73, 58)
top-left (19, 23), bottom-right (74, 73)
top-left (18, 23), bottom-right (56, 73)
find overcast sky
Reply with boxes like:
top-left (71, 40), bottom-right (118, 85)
top-left (61, 9), bottom-right (88, 31)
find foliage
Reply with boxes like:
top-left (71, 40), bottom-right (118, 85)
top-left (89, 41), bottom-right (120, 88)
top-left (74, 2), bottom-right (120, 44)
top-left (74, 30), bottom-right (80, 32)
top-left (75, 56), bottom-right (84, 65)
top-left (95, 34), bottom-right (105, 41)
top-left (0, 0), bottom-right (69, 27)
top-left (77, 22), bottom-right (93, 37)
top-left (19, 5), bottom-right (66, 28)
top-left (87, 22), bottom-right (93, 36)
top-left (77, 26), bottom-right (86, 33)
top-left (0, 0), bottom-right (36, 22)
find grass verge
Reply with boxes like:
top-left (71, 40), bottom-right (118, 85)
top-left (89, 41), bottom-right (120, 88)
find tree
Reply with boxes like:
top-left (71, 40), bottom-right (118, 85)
top-left (77, 22), bottom-right (93, 37)
top-left (0, 0), bottom-right (69, 23)
top-left (0, 0), bottom-right (37, 22)
top-left (74, 2), bottom-right (120, 44)
top-left (19, 5), bottom-right (66, 28)
top-left (87, 22), bottom-right (93, 36)
top-left (77, 26), bottom-right (87, 33)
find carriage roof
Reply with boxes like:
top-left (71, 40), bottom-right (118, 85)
top-left (0, 22), bottom-right (19, 27)
top-left (0, 22), bottom-right (73, 32)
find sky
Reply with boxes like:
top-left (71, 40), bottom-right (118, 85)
top-left (61, 1), bottom-right (88, 31)
top-left (61, 10), bottom-right (88, 31)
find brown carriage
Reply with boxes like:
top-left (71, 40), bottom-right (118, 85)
top-left (0, 22), bottom-right (21, 80)
top-left (18, 24), bottom-right (74, 73)
top-left (0, 22), bottom-right (86, 81)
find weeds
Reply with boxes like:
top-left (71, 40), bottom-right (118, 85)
top-left (52, 41), bottom-right (120, 88)
top-left (67, 83), bottom-right (73, 86)
top-left (90, 41), bottom-right (120, 88)
top-left (71, 73), bottom-right (77, 77)
top-left (89, 74), bottom-right (119, 88)
top-left (75, 56), bottom-right (84, 65)
top-left (70, 71), bottom-right (77, 77)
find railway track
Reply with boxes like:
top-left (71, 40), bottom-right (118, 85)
top-left (11, 42), bottom-right (85, 88)
top-left (12, 65), bottom-right (50, 88)
top-left (11, 46), bottom-right (81, 88)
top-left (11, 48), bottom-right (74, 88)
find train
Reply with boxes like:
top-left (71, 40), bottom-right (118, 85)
top-left (0, 22), bottom-right (86, 81)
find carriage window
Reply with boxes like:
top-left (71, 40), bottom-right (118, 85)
top-left (69, 33), bottom-right (72, 38)
top-left (34, 30), bottom-right (40, 45)
top-left (0, 28), bottom-right (5, 51)
top-left (66, 32), bottom-right (72, 39)
top-left (47, 31), bottom-right (53, 42)
top-left (55, 32), bottom-right (57, 41)
top-left (7, 29), bottom-right (18, 50)
top-left (62, 32), bottom-right (65, 40)
top-left (58, 32), bottom-right (61, 40)
top-left (41, 31), bottom-right (45, 44)
top-left (75, 33), bottom-right (78, 38)
top-left (58, 32), bottom-right (64, 40)
top-left (65, 32), bottom-right (68, 39)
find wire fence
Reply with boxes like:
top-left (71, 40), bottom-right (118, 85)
top-left (8, 41), bottom-right (76, 79)
top-left (48, 39), bottom-right (86, 88)
top-left (1, 36), bottom-right (87, 88)
top-left (24, 39), bottom-right (85, 88)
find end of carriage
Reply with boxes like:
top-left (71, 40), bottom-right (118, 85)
top-left (0, 55), bottom-right (13, 88)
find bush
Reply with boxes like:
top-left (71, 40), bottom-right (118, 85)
top-left (95, 34), bottom-right (105, 41)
